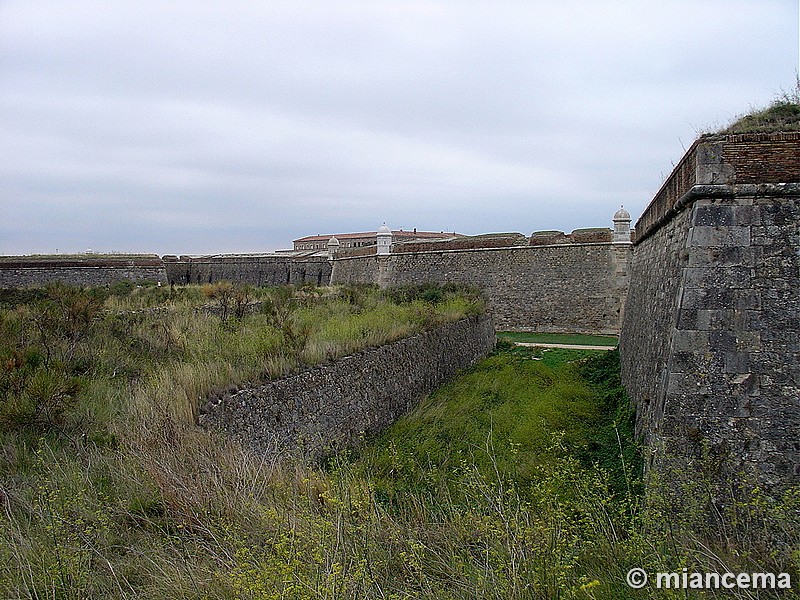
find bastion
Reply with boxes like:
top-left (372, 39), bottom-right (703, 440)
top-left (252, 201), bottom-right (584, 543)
top-left (620, 131), bottom-right (800, 497)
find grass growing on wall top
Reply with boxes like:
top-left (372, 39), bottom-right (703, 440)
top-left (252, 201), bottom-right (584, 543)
top-left (716, 81), bottom-right (800, 134)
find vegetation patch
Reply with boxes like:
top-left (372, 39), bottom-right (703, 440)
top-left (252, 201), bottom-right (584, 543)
top-left (720, 100), bottom-right (800, 134)
top-left (717, 83), bottom-right (800, 134)
top-left (0, 283), bottom-right (796, 598)
top-left (356, 344), bottom-right (638, 503)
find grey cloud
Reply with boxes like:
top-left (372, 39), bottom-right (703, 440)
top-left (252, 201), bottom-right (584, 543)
top-left (1, 1), bottom-right (797, 255)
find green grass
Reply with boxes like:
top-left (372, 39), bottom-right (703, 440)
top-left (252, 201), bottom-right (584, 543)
top-left (0, 284), bottom-right (797, 598)
top-left (498, 331), bottom-right (618, 347)
top-left (356, 345), bottom-right (636, 501)
top-left (719, 100), bottom-right (800, 134)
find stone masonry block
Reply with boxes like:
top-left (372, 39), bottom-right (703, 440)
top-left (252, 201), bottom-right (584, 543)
top-left (670, 351), bottom-right (698, 373)
top-left (683, 266), bottom-right (751, 289)
top-left (689, 226), bottom-right (751, 248)
top-left (677, 308), bottom-right (700, 330)
top-left (693, 205), bottom-right (735, 227)
top-left (735, 331), bottom-right (761, 352)
top-left (671, 330), bottom-right (710, 352)
top-left (695, 309), bottom-right (748, 331)
top-left (724, 351), bottom-right (750, 374)
top-left (732, 204), bottom-right (761, 226)
top-left (681, 287), bottom-right (735, 310)
top-left (666, 372), bottom-right (711, 398)
top-left (687, 246), bottom-right (744, 267)
top-left (709, 330), bottom-right (738, 352)
top-left (734, 290), bottom-right (761, 310)
top-left (696, 141), bottom-right (736, 184)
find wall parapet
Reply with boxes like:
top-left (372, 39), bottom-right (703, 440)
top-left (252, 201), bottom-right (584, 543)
top-left (199, 314), bottom-right (496, 459)
top-left (635, 132), bottom-right (800, 241)
top-left (633, 183), bottom-right (800, 245)
top-left (393, 233), bottom-right (528, 253)
top-left (389, 241), bottom-right (618, 256)
top-left (165, 254), bottom-right (331, 287)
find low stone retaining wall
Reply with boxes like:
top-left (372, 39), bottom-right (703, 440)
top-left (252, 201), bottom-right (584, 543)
top-left (200, 314), bottom-right (496, 459)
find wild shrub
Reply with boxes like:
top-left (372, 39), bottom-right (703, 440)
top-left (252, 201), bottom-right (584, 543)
top-left (201, 280), bottom-right (236, 321)
top-left (382, 282), bottom-right (482, 306)
top-left (29, 283), bottom-right (104, 365)
top-left (0, 284), bottom-right (103, 430)
top-left (0, 360), bottom-right (80, 429)
top-left (261, 286), bottom-right (310, 358)
top-left (0, 287), bottom-right (48, 308)
top-left (107, 279), bottom-right (134, 297)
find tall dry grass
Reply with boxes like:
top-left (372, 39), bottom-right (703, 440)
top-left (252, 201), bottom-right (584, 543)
top-left (0, 284), bottom-right (795, 598)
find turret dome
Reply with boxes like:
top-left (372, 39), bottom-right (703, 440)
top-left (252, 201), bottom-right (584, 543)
top-left (377, 223), bottom-right (391, 234)
top-left (613, 206), bottom-right (631, 221)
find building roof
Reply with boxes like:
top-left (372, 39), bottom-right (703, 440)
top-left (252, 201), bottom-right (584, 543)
top-left (293, 230), bottom-right (458, 243)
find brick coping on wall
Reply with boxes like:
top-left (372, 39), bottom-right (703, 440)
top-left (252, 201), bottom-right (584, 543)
top-left (633, 183), bottom-right (800, 246)
top-left (635, 132), bottom-right (800, 240)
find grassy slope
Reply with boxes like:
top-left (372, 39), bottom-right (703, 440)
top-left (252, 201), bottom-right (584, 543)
top-left (341, 344), bottom-right (647, 598)
top-left (0, 283), bottom-right (487, 598)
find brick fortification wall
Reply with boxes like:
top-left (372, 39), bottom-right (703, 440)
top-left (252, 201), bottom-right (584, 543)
top-left (200, 314), bottom-right (496, 458)
top-left (0, 255), bottom-right (168, 287)
top-left (163, 255), bottom-right (332, 287)
top-left (332, 243), bottom-right (630, 335)
top-left (620, 132), bottom-right (800, 495)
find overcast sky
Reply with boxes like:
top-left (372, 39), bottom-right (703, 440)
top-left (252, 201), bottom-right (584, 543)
top-left (1, 1), bottom-right (798, 255)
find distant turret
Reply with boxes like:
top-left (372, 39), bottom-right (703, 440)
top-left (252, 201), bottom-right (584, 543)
top-left (327, 236), bottom-right (340, 260)
top-left (377, 223), bottom-right (392, 255)
top-left (613, 206), bottom-right (632, 244)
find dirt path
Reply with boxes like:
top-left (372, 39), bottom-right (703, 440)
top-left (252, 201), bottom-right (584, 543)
top-left (513, 342), bottom-right (617, 351)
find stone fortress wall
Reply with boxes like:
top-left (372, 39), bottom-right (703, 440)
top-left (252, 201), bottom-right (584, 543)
top-left (1, 128), bottom-right (797, 497)
top-left (619, 132), bottom-right (800, 491)
top-left (162, 254), bottom-right (331, 287)
top-left (0, 255), bottom-right (169, 288)
top-left (0, 224), bottom-right (633, 336)
top-left (331, 240), bottom-right (630, 334)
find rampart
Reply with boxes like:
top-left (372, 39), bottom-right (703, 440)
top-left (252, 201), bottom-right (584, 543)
top-left (620, 131), bottom-right (800, 494)
top-left (331, 241), bottom-right (630, 334)
top-left (393, 233), bottom-right (528, 253)
top-left (0, 255), bottom-right (168, 288)
top-left (162, 254), bottom-right (331, 287)
top-left (0, 253), bottom-right (333, 289)
top-left (199, 314), bottom-right (496, 458)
